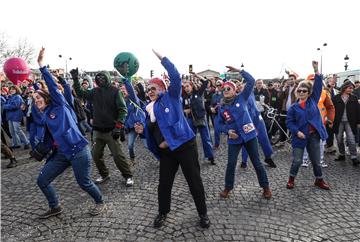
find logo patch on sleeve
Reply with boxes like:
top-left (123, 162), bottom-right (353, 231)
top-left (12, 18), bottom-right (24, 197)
top-left (242, 123), bottom-right (255, 134)
top-left (49, 113), bottom-right (56, 119)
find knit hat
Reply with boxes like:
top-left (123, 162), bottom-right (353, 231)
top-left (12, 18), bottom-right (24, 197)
top-left (223, 81), bottom-right (236, 90)
top-left (306, 74), bottom-right (315, 81)
top-left (1, 87), bottom-right (9, 94)
top-left (340, 80), bottom-right (355, 92)
top-left (148, 77), bottom-right (167, 90)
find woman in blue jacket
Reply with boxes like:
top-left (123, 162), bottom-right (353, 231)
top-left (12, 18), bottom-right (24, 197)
top-left (286, 61), bottom-right (330, 190)
top-left (120, 78), bottom-right (146, 161)
top-left (3, 85), bottom-right (30, 149)
top-left (217, 66), bottom-right (272, 199)
top-left (134, 49), bottom-right (210, 229)
top-left (34, 47), bottom-right (105, 219)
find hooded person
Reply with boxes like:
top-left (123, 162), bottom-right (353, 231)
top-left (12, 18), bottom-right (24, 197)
top-left (72, 68), bottom-right (134, 186)
top-left (83, 74), bottom-right (94, 89)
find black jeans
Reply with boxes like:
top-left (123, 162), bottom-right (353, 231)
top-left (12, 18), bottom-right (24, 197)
top-left (158, 138), bottom-right (207, 216)
top-left (326, 124), bottom-right (334, 147)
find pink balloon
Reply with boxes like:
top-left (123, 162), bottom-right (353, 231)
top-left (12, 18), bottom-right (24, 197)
top-left (3, 57), bottom-right (31, 86)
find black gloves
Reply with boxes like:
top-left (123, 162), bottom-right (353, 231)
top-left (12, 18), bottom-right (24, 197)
top-left (112, 122), bottom-right (125, 141)
top-left (70, 68), bottom-right (79, 80)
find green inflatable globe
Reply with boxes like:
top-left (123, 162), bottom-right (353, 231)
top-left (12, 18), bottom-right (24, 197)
top-left (113, 52), bottom-right (139, 78)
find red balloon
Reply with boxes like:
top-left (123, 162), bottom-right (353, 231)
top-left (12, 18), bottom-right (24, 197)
top-left (3, 57), bottom-right (31, 85)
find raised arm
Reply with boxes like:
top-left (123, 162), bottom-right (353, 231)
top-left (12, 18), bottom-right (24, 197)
top-left (123, 78), bottom-right (140, 105)
top-left (191, 72), bottom-right (209, 95)
top-left (71, 68), bottom-right (93, 101)
top-left (37, 47), bottom-right (67, 106)
top-left (153, 49), bottom-right (182, 98)
top-left (310, 61), bottom-right (323, 102)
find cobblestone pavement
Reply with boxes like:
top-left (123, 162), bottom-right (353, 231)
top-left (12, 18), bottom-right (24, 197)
top-left (1, 134), bottom-right (360, 242)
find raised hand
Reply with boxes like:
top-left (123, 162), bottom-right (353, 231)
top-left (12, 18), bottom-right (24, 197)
top-left (38, 47), bottom-right (45, 67)
top-left (225, 66), bottom-right (240, 73)
top-left (312, 61), bottom-right (319, 73)
top-left (152, 49), bottom-right (163, 61)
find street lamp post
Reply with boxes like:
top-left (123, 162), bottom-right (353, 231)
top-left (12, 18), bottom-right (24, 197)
top-left (58, 54), bottom-right (72, 78)
top-left (317, 43), bottom-right (327, 74)
top-left (344, 55), bottom-right (349, 71)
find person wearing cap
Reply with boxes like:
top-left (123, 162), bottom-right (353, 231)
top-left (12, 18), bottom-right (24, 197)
top-left (332, 79), bottom-right (360, 166)
top-left (134, 49), bottom-right (210, 229)
top-left (216, 66), bottom-right (272, 199)
top-left (34, 47), bottom-right (105, 218)
top-left (72, 64), bottom-right (134, 187)
top-left (210, 80), bottom-right (224, 149)
top-left (286, 61), bottom-right (331, 190)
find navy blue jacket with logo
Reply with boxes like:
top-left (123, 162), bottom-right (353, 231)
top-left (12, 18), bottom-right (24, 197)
top-left (40, 66), bottom-right (88, 160)
top-left (144, 57), bottom-right (195, 159)
top-left (217, 70), bottom-right (257, 145)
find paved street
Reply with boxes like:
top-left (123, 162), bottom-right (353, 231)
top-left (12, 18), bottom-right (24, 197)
top-left (1, 134), bottom-right (360, 242)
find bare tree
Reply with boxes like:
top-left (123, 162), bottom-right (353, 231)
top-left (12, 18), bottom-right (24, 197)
top-left (0, 32), bottom-right (35, 66)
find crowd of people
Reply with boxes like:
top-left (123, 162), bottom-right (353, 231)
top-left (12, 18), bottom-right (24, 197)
top-left (1, 48), bottom-right (360, 229)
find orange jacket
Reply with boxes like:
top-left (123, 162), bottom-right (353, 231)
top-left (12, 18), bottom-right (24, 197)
top-left (318, 89), bottom-right (335, 125)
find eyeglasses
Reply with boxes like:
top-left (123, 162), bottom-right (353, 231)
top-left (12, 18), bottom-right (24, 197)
top-left (147, 86), bottom-right (157, 92)
top-left (224, 87), bottom-right (233, 92)
top-left (297, 89), bottom-right (308, 93)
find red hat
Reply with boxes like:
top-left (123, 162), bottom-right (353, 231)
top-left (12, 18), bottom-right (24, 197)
top-left (306, 74), bottom-right (315, 81)
top-left (223, 81), bottom-right (236, 90)
top-left (2, 87), bottom-right (9, 94)
top-left (148, 77), bottom-right (167, 90)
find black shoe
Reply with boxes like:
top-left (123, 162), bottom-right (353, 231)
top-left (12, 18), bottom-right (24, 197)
top-left (208, 158), bottom-right (216, 165)
top-left (6, 158), bottom-right (17, 168)
top-left (153, 213), bottom-right (167, 228)
top-left (24, 144), bottom-right (30, 150)
top-left (264, 158), bottom-right (277, 168)
top-left (199, 214), bottom-right (210, 228)
top-left (335, 155), bottom-right (345, 161)
top-left (94, 175), bottom-right (110, 184)
top-left (352, 158), bottom-right (360, 166)
top-left (38, 206), bottom-right (63, 219)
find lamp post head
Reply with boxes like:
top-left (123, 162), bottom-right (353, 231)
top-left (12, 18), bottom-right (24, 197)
top-left (323, 43), bottom-right (327, 47)
top-left (58, 54), bottom-right (62, 58)
top-left (317, 47), bottom-right (321, 51)
top-left (344, 55), bottom-right (349, 61)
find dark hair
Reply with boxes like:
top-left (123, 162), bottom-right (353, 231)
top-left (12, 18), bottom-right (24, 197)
top-left (35, 89), bottom-right (51, 105)
top-left (9, 85), bottom-right (22, 94)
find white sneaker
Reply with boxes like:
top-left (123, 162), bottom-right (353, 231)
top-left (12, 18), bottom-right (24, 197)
top-left (126, 177), bottom-right (134, 187)
top-left (321, 161), bottom-right (328, 168)
top-left (302, 160), bottom-right (309, 167)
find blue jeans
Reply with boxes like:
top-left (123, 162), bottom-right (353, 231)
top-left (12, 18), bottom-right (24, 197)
top-left (225, 138), bottom-right (269, 190)
top-left (37, 146), bottom-right (103, 208)
top-left (242, 119), bottom-right (273, 163)
top-left (290, 132), bottom-right (322, 178)
top-left (187, 118), bottom-right (214, 159)
top-left (8, 121), bottom-right (30, 146)
top-left (211, 114), bottom-right (221, 146)
top-left (127, 129), bottom-right (138, 158)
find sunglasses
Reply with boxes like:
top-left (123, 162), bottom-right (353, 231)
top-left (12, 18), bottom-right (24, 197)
top-left (223, 87), bottom-right (233, 92)
top-left (297, 89), bottom-right (308, 93)
top-left (147, 86), bottom-right (157, 92)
